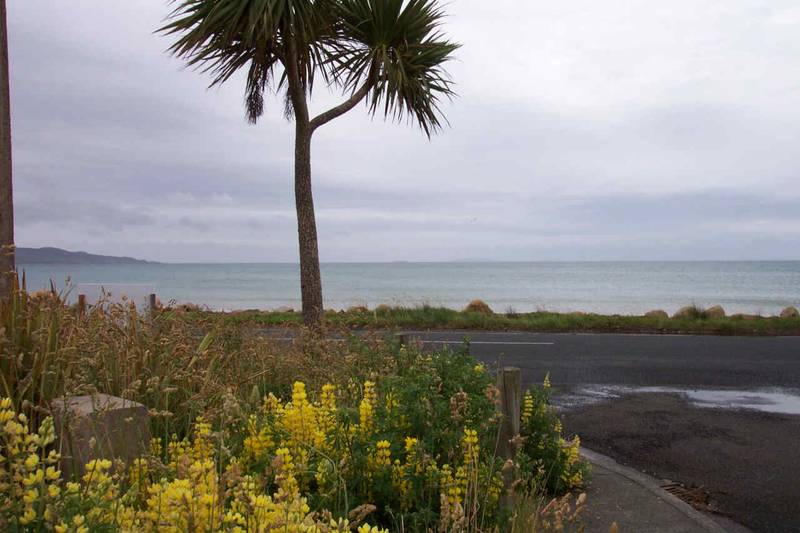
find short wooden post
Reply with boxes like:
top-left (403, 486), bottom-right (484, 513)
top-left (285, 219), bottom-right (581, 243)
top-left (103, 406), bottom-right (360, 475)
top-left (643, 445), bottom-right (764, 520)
top-left (148, 293), bottom-right (157, 317)
top-left (395, 333), bottom-right (408, 346)
top-left (77, 294), bottom-right (86, 318)
top-left (497, 366), bottom-right (522, 511)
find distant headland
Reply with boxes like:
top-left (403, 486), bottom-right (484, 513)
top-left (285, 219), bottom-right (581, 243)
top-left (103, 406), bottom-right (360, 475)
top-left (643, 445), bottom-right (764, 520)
top-left (16, 247), bottom-right (156, 265)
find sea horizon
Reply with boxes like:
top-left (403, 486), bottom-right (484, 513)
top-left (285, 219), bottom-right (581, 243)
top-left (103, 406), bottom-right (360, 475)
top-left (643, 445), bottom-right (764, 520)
top-left (18, 260), bottom-right (800, 316)
top-left (124, 259), bottom-right (800, 265)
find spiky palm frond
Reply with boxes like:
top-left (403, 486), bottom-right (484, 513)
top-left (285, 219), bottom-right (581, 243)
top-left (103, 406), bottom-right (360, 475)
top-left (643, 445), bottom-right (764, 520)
top-left (161, 0), bottom-right (457, 134)
top-left (331, 0), bottom-right (459, 136)
top-left (161, 0), bottom-right (339, 122)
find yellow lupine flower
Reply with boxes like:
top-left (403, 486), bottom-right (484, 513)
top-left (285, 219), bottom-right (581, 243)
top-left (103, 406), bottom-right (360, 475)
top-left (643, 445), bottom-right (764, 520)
top-left (282, 382), bottom-right (319, 457)
top-left (45, 465), bottom-right (60, 481)
top-left (521, 392), bottom-right (534, 424)
top-left (24, 453), bottom-right (39, 470)
top-left (359, 380), bottom-right (377, 435)
top-left (375, 440), bottom-right (392, 467)
top-left (243, 414), bottom-right (273, 462)
top-left (23, 487), bottom-right (39, 504)
top-left (23, 469), bottom-right (44, 486)
top-left (358, 525), bottom-right (389, 533)
top-left (19, 507), bottom-right (36, 524)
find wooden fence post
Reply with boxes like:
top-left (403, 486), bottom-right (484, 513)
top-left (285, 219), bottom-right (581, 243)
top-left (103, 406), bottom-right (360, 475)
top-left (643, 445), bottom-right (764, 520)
top-left (395, 333), bottom-right (407, 346)
top-left (497, 366), bottom-right (522, 511)
top-left (77, 294), bottom-right (86, 318)
top-left (148, 293), bottom-right (157, 318)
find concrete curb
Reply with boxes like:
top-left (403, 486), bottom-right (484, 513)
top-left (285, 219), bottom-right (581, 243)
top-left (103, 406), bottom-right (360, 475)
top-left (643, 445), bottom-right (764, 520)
top-left (580, 448), bottom-right (749, 533)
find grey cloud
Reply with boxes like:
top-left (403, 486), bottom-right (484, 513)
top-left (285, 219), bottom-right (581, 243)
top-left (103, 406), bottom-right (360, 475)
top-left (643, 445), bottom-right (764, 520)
top-left (8, 0), bottom-right (800, 262)
top-left (15, 195), bottom-right (154, 231)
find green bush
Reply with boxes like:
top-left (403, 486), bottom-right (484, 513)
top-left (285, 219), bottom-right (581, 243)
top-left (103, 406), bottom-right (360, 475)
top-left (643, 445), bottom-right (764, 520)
top-left (517, 374), bottom-right (588, 494)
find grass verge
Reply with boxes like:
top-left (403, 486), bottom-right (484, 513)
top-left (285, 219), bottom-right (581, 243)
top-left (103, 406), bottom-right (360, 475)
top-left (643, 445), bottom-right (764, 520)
top-left (188, 304), bottom-right (800, 336)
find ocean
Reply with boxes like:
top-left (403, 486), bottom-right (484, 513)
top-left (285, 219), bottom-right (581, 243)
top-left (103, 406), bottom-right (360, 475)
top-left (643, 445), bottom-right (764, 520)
top-left (17, 261), bottom-right (800, 316)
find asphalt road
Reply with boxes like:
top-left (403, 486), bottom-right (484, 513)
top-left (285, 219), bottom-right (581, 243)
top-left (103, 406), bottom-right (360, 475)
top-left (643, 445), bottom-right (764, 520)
top-left (397, 330), bottom-right (800, 390)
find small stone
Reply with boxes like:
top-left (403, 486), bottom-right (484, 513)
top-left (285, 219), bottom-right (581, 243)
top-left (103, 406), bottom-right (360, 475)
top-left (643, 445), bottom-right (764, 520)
top-left (52, 394), bottom-right (150, 480)
top-left (645, 309), bottom-right (669, 319)
top-left (780, 306), bottom-right (799, 318)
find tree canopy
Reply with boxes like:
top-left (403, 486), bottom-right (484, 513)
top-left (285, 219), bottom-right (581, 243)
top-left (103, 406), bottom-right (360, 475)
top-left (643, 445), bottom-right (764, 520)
top-left (161, 0), bottom-right (459, 135)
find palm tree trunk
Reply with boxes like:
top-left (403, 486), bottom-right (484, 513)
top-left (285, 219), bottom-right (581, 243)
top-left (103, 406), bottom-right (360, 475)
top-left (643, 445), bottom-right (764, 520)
top-left (294, 113), bottom-right (323, 327)
top-left (283, 31), bottom-right (324, 327)
top-left (0, 0), bottom-right (14, 302)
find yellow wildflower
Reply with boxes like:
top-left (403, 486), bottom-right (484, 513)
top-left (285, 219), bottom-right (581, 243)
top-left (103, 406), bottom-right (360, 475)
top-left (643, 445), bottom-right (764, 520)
top-left (521, 391), bottom-right (534, 424)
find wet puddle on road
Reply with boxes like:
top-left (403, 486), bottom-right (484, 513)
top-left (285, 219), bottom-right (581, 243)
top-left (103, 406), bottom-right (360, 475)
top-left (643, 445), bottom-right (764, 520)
top-left (554, 385), bottom-right (800, 415)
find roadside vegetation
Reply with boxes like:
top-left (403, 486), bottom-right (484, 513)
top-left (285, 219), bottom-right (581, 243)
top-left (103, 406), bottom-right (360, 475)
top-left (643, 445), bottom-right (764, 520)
top-left (190, 303), bottom-right (800, 336)
top-left (0, 283), bottom-right (587, 532)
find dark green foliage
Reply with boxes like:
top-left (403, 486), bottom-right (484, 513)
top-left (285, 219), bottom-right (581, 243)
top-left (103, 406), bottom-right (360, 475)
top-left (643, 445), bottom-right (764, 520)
top-left (517, 380), bottom-right (588, 494)
top-left (161, 0), bottom-right (458, 132)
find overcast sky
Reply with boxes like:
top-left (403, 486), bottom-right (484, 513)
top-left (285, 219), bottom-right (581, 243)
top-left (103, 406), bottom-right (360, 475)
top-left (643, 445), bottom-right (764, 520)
top-left (8, 1), bottom-right (800, 262)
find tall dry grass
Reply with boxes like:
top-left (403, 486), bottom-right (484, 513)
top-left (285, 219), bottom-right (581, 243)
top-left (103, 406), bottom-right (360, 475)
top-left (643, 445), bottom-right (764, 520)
top-left (0, 278), bottom-right (398, 440)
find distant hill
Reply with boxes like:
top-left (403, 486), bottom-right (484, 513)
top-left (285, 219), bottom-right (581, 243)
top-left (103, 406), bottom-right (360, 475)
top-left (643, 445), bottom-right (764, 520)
top-left (16, 247), bottom-right (156, 265)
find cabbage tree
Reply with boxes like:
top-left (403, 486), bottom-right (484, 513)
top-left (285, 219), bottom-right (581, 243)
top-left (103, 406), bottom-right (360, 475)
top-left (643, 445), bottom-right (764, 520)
top-left (162, 0), bottom-right (458, 326)
top-left (0, 0), bottom-right (13, 302)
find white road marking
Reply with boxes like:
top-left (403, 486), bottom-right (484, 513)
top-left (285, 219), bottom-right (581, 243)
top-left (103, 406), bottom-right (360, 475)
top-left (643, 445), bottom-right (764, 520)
top-left (421, 340), bottom-right (554, 346)
top-left (267, 337), bottom-right (554, 346)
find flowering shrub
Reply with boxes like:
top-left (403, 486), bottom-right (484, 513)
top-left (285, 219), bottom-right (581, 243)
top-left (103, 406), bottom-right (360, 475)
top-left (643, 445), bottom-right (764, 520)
top-left (0, 357), bottom-right (585, 531)
top-left (0, 397), bottom-right (388, 532)
top-left (517, 374), bottom-right (587, 494)
top-left (1, 285), bottom-right (586, 531)
top-left (230, 347), bottom-right (505, 531)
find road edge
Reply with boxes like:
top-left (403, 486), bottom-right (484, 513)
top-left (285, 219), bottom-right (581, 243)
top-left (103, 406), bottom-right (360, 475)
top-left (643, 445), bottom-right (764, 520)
top-left (580, 448), bottom-right (751, 533)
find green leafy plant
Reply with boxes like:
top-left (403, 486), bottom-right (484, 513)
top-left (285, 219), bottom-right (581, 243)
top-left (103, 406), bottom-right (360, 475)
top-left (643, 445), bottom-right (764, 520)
top-left (517, 374), bottom-right (587, 494)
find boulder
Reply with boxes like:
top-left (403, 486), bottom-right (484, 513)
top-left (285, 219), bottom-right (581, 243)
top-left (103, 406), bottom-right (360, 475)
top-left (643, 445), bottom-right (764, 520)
top-left (375, 304), bottom-right (392, 313)
top-left (706, 305), bottom-right (726, 318)
top-left (347, 305), bottom-right (370, 313)
top-left (52, 394), bottom-right (150, 480)
top-left (780, 306), bottom-right (799, 318)
top-left (274, 306), bottom-right (294, 313)
top-left (672, 306), bottom-right (698, 319)
top-left (464, 299), bottom-right (493, 314)
top-left (645, 309), bottom-right (669, 319)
